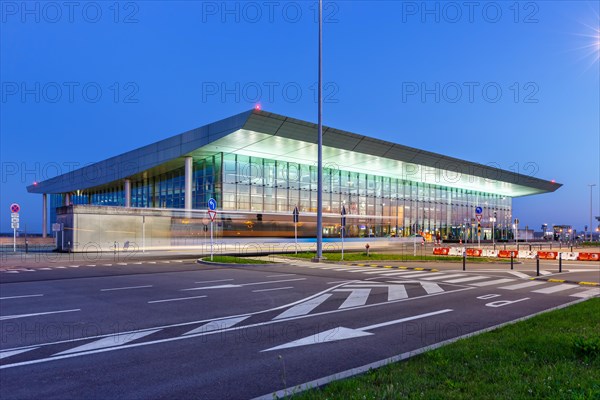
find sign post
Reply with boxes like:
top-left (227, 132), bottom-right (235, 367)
top-left (293, 206), bottom-right (299, 254)
top-left (475, 206), bottom-right (482, 248)
top-left (10, 203), bottom-right (20, 252)
top-left (208, 198), bottom-right (217, 261)
top-left (341, 205), bottom-right (347, 261)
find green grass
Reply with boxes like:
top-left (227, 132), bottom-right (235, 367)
top-left (201, 255), bottom-right (275, 264)
top-left (290, 298), bottom-right (600, 400)
top-left (284, 252), bottom-right (509, 263)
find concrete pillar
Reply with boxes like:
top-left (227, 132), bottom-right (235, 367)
top-left (184, 156), bottom-right (193, 210)
top-left (124, 179), bottom-right (131, 207)
top-left (64, 193), bottom-right (71, 206)
top-left (42, 193), bottom-right (47, 238)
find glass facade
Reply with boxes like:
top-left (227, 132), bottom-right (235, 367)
top-left (51, 152), bottom-right (513, 241)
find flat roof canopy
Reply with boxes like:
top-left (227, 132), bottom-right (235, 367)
top-left (28, 109), bottom-right (561, 197)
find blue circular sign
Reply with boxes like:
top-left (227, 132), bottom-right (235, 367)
top-left (208, 198), bottom-right (217, 211)
top-left (475, 206), bottom-right (483, 214)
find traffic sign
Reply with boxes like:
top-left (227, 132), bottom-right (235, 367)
top-left (208, 198), bottom-right (217, 211)
top-left (208, 210), bottom-right (217, 222)
top-left (52, 223), bottom-right (62, 232)
top-left (476, 214), bottom-right (482, 222)
top-left (11, 222), bottom-right (19, 229)
top-left (341, 205), bottom-right (347, 227)
top-left (293, 206), bottom-right (299, 223)
top-left (10, 203), bottom-right (20, 213)
top-left (475, 206), bottom-right (482, 214)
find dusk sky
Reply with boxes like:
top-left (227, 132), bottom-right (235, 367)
top-left (1, 1), bottom-right (599, 234)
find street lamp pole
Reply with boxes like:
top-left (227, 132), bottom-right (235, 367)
top-left (589, 184), bottom-right (596, 242)
top-left (315, 0), bottom-right (323, 261)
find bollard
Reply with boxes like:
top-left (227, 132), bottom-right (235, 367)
top-left (25, 239), bottom-right (29, 254)
top-left (559, 252), bottom-right (562, 273)
top-left (536, 254), bottom-right (540, 277)
top-left (462, 251), bottom-right (466, 271)
top-left (365, 243), bottom-right (370, 257)
top-left (510, 252), bottom-right (514, 270)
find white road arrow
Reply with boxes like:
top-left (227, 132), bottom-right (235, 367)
top-left (262, 309), bottom-right (453, 352)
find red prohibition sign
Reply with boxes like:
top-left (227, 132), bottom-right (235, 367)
top-left (10, 203), bottom-right (20, 213)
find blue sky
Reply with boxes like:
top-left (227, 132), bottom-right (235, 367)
top-left (1, 1), bottom-right (599, 234)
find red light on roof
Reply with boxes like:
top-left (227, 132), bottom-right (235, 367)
top-left (551, 179), bottom-right (555, 183)
top-left (254, 104), bottom-right (261, 111)
top-left (33, 181), bottom-right (37, 185)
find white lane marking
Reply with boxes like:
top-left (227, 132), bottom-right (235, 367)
top-left (162, 261), bottom-right (171, 264)
top-left (0, 348), bottom-right (39, 360)
top-left (253, 287), bottom-right (294, 293)
top-left (420, 282), bottom-right (444, 294)
top-left (0, 309), bottom-right (80, 321)
top-left (100, 285), bottom-right (154, 292)
top-left (172, 260), bottom-right (184, 263)
top-left (444, 276), bottom-right (489, 283)
top-left (532, 284), bottom-right (579, 294)
top-left (182, 278), bottom-right (306, 291)
top-left (0, 294), bottom-right (44, 300)
top-left (363, 270), bottom-right (395, 275)
top-left (5, 271), bottom-right (19, 274)
top-left (0, 287), bottom-right (471, 371)
top-left (133, 262), bottom-right (143, 265)
top-left (471, 278), bottom-right (516, 287)
top-left (86, 265), bottom-right (96, 267)
top-left (102, 264), bottom-right (113, 267)
top-left (500, 281), bottom-right (548, 290)
top-left (68, 265), bottom-right (80, 268)
top-left (570, 288), bottom-right (600, 298)
top-left (183, 316), bottom-right (250, 336)
top-left (539, 270), bottom-right (552, 276)
top-left (388, 285), bottom-right (408, 301)
top-left (383, 272), bottom-right (444, 278)
top-left (55, 266), bottom-right (67, 269)
top-left (148, 295), bottom-right (207, 304)
top-left (419, 273), bottom-right (464, 281)
top-left (39, 268), bottom-right (52, 270)
top-left (148, 262), bottom-right (156, 264)
top-left (334, 289), bottom-right (371, 309)
top-left (506, 271), bottom-right (530, 279)
top-left (327, 280), bottom-right (353, 284)
top-left (56, 330), bottom-right (159, 355)
top-left (263, 309), bottom-right (454, 352)
top-left (195, 279), bottom-right (234, 284)
top-left (266, 274), bottom-right (297, 278)
top-left (116, 263), bottom-right (128, 266)
top-left (273, 294), bottom-right (333, 320)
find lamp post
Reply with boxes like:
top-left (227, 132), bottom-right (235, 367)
top-left (314, 0), bottom-right (323, 261)
top-left (588, 184), bottom-right (596, 242)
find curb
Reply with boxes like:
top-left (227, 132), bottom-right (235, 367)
top-left (348, 263), bottom-right (439, 272)
top-left (196, 259), bottom-right (276, 267)
top-left (529, 277), bottom-right (600, 287)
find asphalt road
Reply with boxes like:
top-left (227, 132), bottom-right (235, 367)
top-left (1, 259), bottom-right (598, 399)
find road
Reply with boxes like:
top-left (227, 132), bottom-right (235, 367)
top-left (1, 258), bottom-right (598, 399)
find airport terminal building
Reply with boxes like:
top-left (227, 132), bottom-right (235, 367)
top-left (27, 109), bottom-right (561, 251)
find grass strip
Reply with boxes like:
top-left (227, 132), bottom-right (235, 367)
top-left (202, 255), bottom-right (275, 264)
top-left (284, 252), bottom-right (508, 263)
top-left (292, 298), bottom-right (600, 399)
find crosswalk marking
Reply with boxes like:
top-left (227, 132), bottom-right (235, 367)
top-left (500, 281), bottom-right (547, 290)
top-left (56, 330), bottom-right (159, 355)
top-left (471, 278), bottom-right (515, 287)
top-left (570, 288), bottom-right (600, 299)
top-left (388, 284), bottom-right (408, 300)
top-left (507, 271), bottom-right (530, 279)
top-left (419, 273), bottom-right (464, 281)
top-left (420, 282), bottom-right (444, 294)
top-left (539, 270), bottom-right (552, 276)
top-left (334, 289), bottom-right (371, 308)
top-left (532, 284), bottom-right (579, 294)
top-left (274, 294), bottom-right (332, 320)
top-left (444, 276), bottom-right (488, 284)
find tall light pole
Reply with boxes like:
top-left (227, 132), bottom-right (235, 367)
top-left (315, 0), bottom-right (323, 261)
top-left (589, 184), bottom-right (596, 242)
